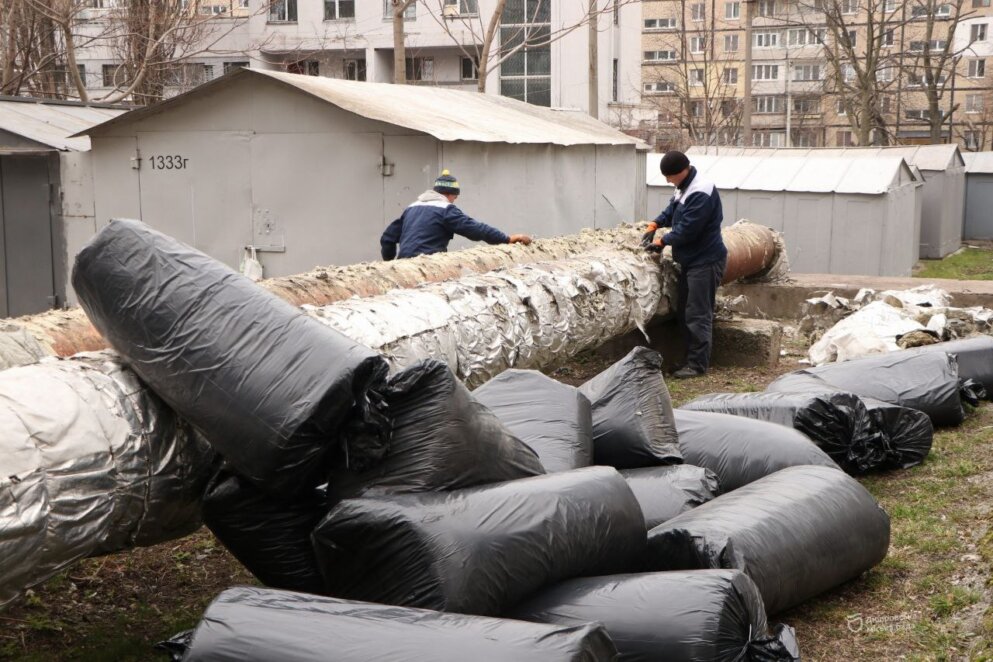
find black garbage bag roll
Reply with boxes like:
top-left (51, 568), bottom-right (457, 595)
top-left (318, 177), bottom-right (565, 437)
top-left (907, 336), bottom-right (993, 397)
top-left (680, 392), bottom-right (883, 474)
top-left (165, 586), bottom-right (618, 662)
top-left (71, 219), bottom-right (390, 496)
top-left (472, 369), bottom-right (593, 473)
top-left (329, 361), bottom-right (544, 500)
top-left (643, 465), bottom-right (890, 615)
top-left (312, 466), bottom-right (646, 616)
top-left (674, 409), bottom-right (841, 491)
top-left (509, 570), bottom-right (800, 662)
top-left (202, 469), bottom-right (325, 593)
top-left (620, 465), bottom-right (720, 528)
top-left (578, 347), bottom-right (681, 468)
top-left (767, 351), bottom-right (963, 427)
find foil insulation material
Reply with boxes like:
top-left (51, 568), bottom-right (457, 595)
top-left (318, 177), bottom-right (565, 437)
top-left (0, 351), bottom-right (215, 606)
top-left (305, 249), bottom-right (668, 388)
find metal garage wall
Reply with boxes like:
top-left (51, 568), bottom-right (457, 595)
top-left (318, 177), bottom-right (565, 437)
top-left (782, 193), bottom-right (834, 273)
top-left (918, 169), bottom-right (965, 259)
top-left (965, 173), bottom-right (993, 239)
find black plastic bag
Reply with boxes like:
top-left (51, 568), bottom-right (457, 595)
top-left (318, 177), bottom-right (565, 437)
top-left (201, 469), bottom-right (325, 593)
top-left (766, 351), bottom-right (963, 427)
top-left (680, 392), bottom-right (883, 474)
top-left (329, 361), bottom-right (544, 500)
top-left (907, 336), bottom-right (993, 397)
top-left (578, 347), bottom-right (681, 468)
top-left (472, 369), bottom-right (593, 473)
top-left (643, 465), bottom-right (890, 615)
top-left (859, 398), bottom-right (933, 469)
top-left (620, 465), bottom-right (719, 529)
top-left (674, 409), bottom-right (841, 491)
top-left (72, 220), bottom-right (390, 496)
top-left (509, 570), bottom-right (800, 662)
top-left (312, 466), bottom-right (646, 616)
top-left (165, 586), bottom-right (618, 661)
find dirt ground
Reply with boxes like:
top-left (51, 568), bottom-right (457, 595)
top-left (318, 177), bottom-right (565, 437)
top-left (2, 335), bottom-right (993, 661)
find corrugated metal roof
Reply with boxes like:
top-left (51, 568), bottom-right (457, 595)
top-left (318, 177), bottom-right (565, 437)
top-left (688, 144), bottom-right (963, 170)
top-left (0, 98), bottom-right (127, 151)
top-left (79, 69), bottom-right (644, 148)
top-left (963, 151), bottom-right (993, 174)
top-left (648, 152), bottom-right (911, 194)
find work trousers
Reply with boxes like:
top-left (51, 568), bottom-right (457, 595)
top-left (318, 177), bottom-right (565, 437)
top-left (676, 258), bottom-right (726, 373)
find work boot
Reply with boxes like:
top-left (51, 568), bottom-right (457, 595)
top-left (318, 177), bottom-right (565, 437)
top-left (672, 366), bottom-right (705, 379)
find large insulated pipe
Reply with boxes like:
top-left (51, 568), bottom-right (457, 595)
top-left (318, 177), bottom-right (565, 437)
top-left (2, 222), bottom-right (784, 368)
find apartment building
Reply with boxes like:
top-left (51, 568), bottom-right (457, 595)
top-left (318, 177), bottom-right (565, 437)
top-left (68, 0), bottom-right (642, 119)
top-left (638, 0), bottom-right (993, 151)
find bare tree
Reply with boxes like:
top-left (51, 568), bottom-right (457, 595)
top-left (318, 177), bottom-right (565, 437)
top-left (955, 89), bottom-right (993, 150)
top-left (901, 0), bottom-right (974, 143)
top-left (1, 0), bottom-right (72, 97)
top-left (421, 0), bottom-right (633, 94)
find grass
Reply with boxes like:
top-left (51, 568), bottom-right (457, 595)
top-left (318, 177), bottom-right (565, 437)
top-left (916, 246), bottom-right (993, 280)
top-left (3, 346), bottom-right (993, 660)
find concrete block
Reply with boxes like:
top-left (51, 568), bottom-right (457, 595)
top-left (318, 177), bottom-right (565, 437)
top-left (711, 318), bottom-right (782, 368)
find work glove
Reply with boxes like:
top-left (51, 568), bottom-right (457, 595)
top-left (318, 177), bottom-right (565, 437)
top-left (640, 222), bottom-right (658, 248)
top-left (646, 237), bottom-right (665, 254)
top-left (509, 234), bottom-right (533, 246)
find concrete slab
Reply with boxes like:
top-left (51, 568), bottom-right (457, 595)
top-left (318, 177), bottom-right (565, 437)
top-left (724, 274), bottom-right (993, 320)
top-left (711, 318), bottom-right (783, 368)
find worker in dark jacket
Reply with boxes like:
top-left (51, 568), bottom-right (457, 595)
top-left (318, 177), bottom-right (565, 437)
top-left (381, 170), bottom-right (532, 260)
top-left (642, 151), bottom-right (728, 379)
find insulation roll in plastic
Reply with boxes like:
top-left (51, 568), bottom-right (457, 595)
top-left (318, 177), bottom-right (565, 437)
top-left (578, 347), bottom-right (681, 468)
top-left (71, 219), bottom-right (391, 496)
top-left (166, 586), bottom-right (618, 662)
top-left (0, 352), bottom-right (215, 606)
top-left (907, 336), bottom-right (993, 396)
top-left (312, 466), bottom-right (647, 616)
top-left (674, 409), bottom-right (841, 491)
top-left (202, 470), bottom-right (326, 593)
top-left (509, 570), bottom-right (800, 662)
top-left (680, 391), bottom-right (882, 474)
top-left (472, 369), bottom-right (593, 473)
top-left (620, 465), bottom-right (720, 529)
top-left (643, 465), bottom-right (891, 615)
top-left (329, 360), bottom-right (544, 499)
top-left (766, 351), bottom-right (964, 427)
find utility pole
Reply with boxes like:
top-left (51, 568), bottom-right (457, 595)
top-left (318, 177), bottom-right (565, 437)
top-left (742, 0), bottom-right (754, 145)
top-left (589, 0), bottom-right (599, 119)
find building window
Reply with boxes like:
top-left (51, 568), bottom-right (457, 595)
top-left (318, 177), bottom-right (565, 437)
top-left (725, 34), bottom-right (739, 51)
top-left (757, 0), bottom-right (776, 16)
top-left (788, 28), bottom-right (823, 46)
top-left (881, 95), bottom-right (892, 112)
top-left (500, 2), bottom-right (551, 107)
top-left (443, 0), bottom-right (479, 15)
top-left (644, 50), bottom-right (678, 62)
top-left (912, 3), bottom-right (951, 16)
top-left (269, 0), bottom-right (297, 22)
top-left (836, 99), bottom-right (847, 115)
top-left (753, 131), bottom-right (785, 147)
top-left (752, 64), bottom-right (779, 80)
top-left (612, 58), bottom-right (618, 101)
top-left (75, 64), bottom-right (86, 87)
top-left (344, 59), bottom-right (367, 81)
top-left (101, 64), bottom-right (119, 88)
top-left (691, 3), bottom-right (705, 21)
top-left (972, 24), bottom-right (988, 42)
top-left (644, 17), bottom-right (677, 30)
top-left (461, 56), bottom-right (479, 81)
top-left (754, 31), bottom-right (780, 48)
top-left (405, 57), bottom-right (434, 81)
top-left (792, 96), bottom-right (820, 113)
top-left (793, 64), bottom-right (824, 81)
top-left (837, 130), bottom-right (854, 146)
top-left (753, 95), bottom-right (784, 113)
top-left (905, 109), bottom-right (930, 120)
top-left (970, 59), bottom-right (986, 77)
top-left (644, 81), bottom-right (675, 93)
top-left (792, 130), bottom-right (817, 147)
top-left (324, 0), bottom-right (354, 20)
top-left (882, 30), bottom-right (894, 47)
top-left (384, 0), bottom-right (416, 19)
top-left (721, 99), bottom-right (738, 117)
top-left (224, 60), bottom-right (249, 74)
top-left (847, 30), bottom-right (857, 47)
top-left (841, 63), bottom-right (856, 82)
top-left (967, 93), bottom-right (984, 113)
top-left (723, 67), bottom-right (738, 84)
top-left (841, 0), bottom-right (858, 13)
top-left (691, 68), bottom-right (705, 85)
top-left (884, 0), bottom-right (896, 10)
top-left (690, 36), bottom-right (706, 53)
top-left (975, 0), bottom-right (991, 7)
top-left (726, 1), bottom-right (740, 18)
top-left (690, 100), bottom-right (705, 117)
top-left (287, 60), bottom-right (319, 76)
top-left (965, 130), bottom-right (981, 149)
top-left (876, 66), bottom-right (894, 82)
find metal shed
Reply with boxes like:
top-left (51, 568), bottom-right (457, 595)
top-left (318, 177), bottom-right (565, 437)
top-left (76, 69), bottom-right (647, 284)
top-left (0, 97), bottom-right (126, 317)
top-left (962, 152), bottom-right (993, 240)
top-left (688, 145), bottom-right (965, 259)
top-left (647, 152), bottom-right (920, 276)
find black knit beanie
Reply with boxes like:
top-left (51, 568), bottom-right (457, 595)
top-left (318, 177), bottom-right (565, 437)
top-left (660, 151), bottom-right (690, 176)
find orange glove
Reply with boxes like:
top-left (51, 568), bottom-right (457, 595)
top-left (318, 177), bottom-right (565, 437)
top-left (646, 236), bottom-right (665, 254)
top-left (641, 222), bottom-right (659, 247)
top-left (509, 234), bottom-right (533, 246)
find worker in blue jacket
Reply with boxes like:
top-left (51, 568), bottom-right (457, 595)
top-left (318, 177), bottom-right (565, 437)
top-left (642, 151), bottom-right (728, 379)
top-left (381, 170), bottom-right (532, 260)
